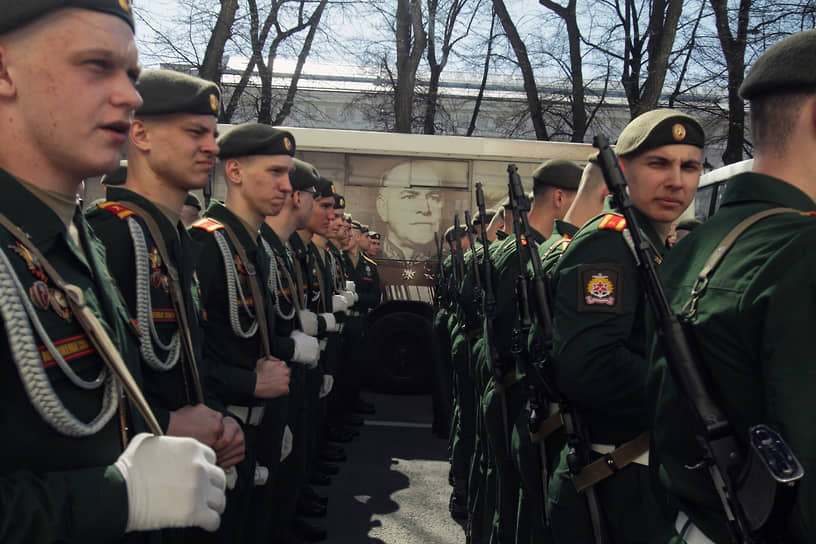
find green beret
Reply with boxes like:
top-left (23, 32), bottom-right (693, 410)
top-left (334, 194), bottom-right (346, 209)
top-left (100, 160), bottom-right (127, 185)
top-left (136, 70), bottom-right (220, 117)
top-left (0, 0), bottom-right (135, 35)
top-left (615, 109), bottom-right (704, 157)
top-left (740, 31), bottom-right (816, 100)
top-left (315, 177), bottom-right (336, 199)
top-left (532, 159), bottom-right (582, 191)
top-left (217, 123), bottom-right (295, 159)
top-left (290, 158), bottom-right (319, 192)
top-left (184, 193), bottom-right (201, 210)
top-left (369, 231), bottom-right (380, 240)
top-left (360, 224), bottom-right (369, 234)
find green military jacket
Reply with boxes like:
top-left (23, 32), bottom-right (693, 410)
top-left (87, 187), bottom-right (208, 428)
top-left (0, 170), bottom-right (144, 542)
top-left (550, 196), bottom-right (666, 444)
top-left (648, 172), bottom-right (816, 543)
top-left (344, 251), bottom-right (381, 313)
top-left (189, 202), bottom-right (293, 408)
top-left (259, 224), bottom-right (299, 337)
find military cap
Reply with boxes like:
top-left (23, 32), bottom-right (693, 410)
top-left (315, 177), bottom-right (336, 199)
top-left (532, 159), bottom-right (582, 191)
top-left (740, 31), bottom-right (816, 100)
top-left (444, 225), bottom-right (467, 243)
top-left (360, 224), bottom-right (369, 234)
top-left (615, 109), bottom-right (704, 158)
top-left (136, 70), bottom-right (220, 118)
top-left (350, 220), bottom-right (362, 231)
top-left (0, 0), bottom-right (134, 35)
top-left (344, 213), bottom-right (352, 223)
top-left (184, 193), bottom-right (202, 210)
top-left (100, 160), bottom-right (127, 185)
top-left (290, 158), bottom-right (320, 192)
top-left (217, 123), bottom-right (295, 160)
top-left (369, 231), bottom-right (381, 240)
top-left (334, 194), bottom-right (346, 209)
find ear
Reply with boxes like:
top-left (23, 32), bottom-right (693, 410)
top-left (375, 191), bottom-right (388, 221)
top-left (129, 119), bottom-right (150, 152)
top-left (224, 158), bottom-right (243, 186)
top-left (0, 45), bottom-right (17, 99)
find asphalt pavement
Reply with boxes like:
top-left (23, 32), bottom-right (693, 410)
top-left (322, 392), bottom-right (466, 544)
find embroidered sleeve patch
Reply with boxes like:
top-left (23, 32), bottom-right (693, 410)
top-left (577, 263), bottom-right (623, 313)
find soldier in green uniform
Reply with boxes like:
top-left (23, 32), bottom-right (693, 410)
top-left (478, 160), bottom-right (580, 544)
top-left (87, 69), bottom-right (245, 476)
top-left (368, 231), bottom-right (381, 257)
top-left (648, 31), bottom-right (816, 543)
top-left (548, 109), bottom-right (705, 543)
top-left (0, 3), bottom-right (226, 542)
top-left (190, 123), bottom-right (297, 542)
top-left (259, 157), bottom-right (323, 543)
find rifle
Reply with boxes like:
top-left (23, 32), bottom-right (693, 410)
top-left (463, 211), bottom-right (483, 317)
top-left (593, 134), bottom-right (804, 543)
top-left (453, 214), bottom-right (465, 288)
top-left (434, 232), bottom-right (445, 306)
top-left (475, 184), bottom-right (509, 456)
top-left (507, 165), bottom-right (612, 543)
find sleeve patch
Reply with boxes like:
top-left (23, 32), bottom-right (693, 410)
top-left (597, 214), bottom-right (626, 231)
top-left (191, 218), bottom-right (224, 232)
top-left (97, 201), bottom-right (136, 220)
top-left (577, 264), bottom-right (623, 314)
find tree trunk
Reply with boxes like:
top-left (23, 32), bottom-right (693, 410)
top-left (199, 0), bottom-right (239, 86)
top-left (394, 0), bottom-right (427, 133)
top-left (467, 10), bottom-right (495, 137)
top-left (493, 0), bottom-right (549, 140)
top-left (636, 0), bottom-right (684, 115)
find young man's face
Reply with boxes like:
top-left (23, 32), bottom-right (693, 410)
top-left (292, 190), bottom-right (316, 230)
top-left (306, 195), bottom-right (335, 236)
top-left (327, 211), bottom-right (344, 239)
top-left (622, 144), bottom-right (703, 232)
top-left (369, 238), bottom-right (381, 256)
top-left (136, 113), bottom-right (218, 191)
top-left (238, 154), bottom-right (294, 217)
top-left (2, 9), bottom-right (142, 180)
top-left (358, 234), bottom-right (370, 251)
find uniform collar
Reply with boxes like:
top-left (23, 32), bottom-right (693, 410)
top-left (205, 201), bottom-right (258, 250)
top-left (0, 168), bottom-right (73, 250)
top-left (107, 186), bottom-right (183, 243)
top-left (554, 219), bottom-right (578, 237)
top-left (603, 195), bottom-right (667, 257)
top-left (720, 172), bottom-right (816, 211)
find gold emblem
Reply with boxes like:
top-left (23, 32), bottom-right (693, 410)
top-left (118, 0), bottom-right (132, 14)
top-left (209, 93), bottom-right (219, 113)
top-left (672, 123), bottom-right (686, 142)
top-left (330, 184), bottom-right (335, 195)
top-left (283, 137), bottom-right (293, 152)
top-left (585, 273), bottom-right (615, 306)
top-left (50, 290), bottom-right (72, 322)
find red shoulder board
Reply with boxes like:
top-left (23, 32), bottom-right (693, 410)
top-left (800, 211), bottom-right (816, 216)
top-left (97, 201), bottom-right (136, 220)
top-left (597, 214), bottom-right (626, 232)
top-left (191, 218), bottom-right (224, 233)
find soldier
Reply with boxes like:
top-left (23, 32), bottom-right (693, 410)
top-left (0, 3), bottom-right (225, 542)
top-left (548, 109), bottom-right (705, 543)
top-left (648, 31), bottom-right (816, 543)
top-left (190, 123), bottom-right (297, 541)
top-left (368, 231), bottom-right (381, 257)
top-left (86, 69), bottom-right (246, 505)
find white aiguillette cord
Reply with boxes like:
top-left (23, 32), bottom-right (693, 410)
top-left (0, 212), bottom-right (163, 435)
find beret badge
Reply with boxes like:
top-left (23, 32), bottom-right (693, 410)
top-left (672, 123), bottom-right (686, 142)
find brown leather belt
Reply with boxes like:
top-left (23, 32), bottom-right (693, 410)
top-left (530, 411), bottom-right (563, 443)
top-left (572, 431), bottom-right (650, 492)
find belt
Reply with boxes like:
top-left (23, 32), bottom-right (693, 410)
top-left (227, 404), bottom-right (265, 427)
top-left (675, 511), bottom-right (715, 544)
top-left (530, 403), bottom-right (562, 443)
top-left (572, 431), bottom-right (650, 492)
top-left (348, 310), bottom-right (362, 317)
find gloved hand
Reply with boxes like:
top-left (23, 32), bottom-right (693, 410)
top-left (319, 312), bottom-right (338, 332)
top-left (342, 290), bottom-right (355, 307)
top-left (319, 374), bottom-right (335, 399)
top-left (331, 294), bottom-right (348, 313)
top-left (280, 425), bottom-right (294, 461)
top-left (224, 466), bottom-right (238, 490)
top-left (297, 310), bottom-right (319, 336)
top-left (254, 465), bottom-right (269, 486)
top-left (345, 280), bottom-right (356, 293)
top-left (114, 433), bottom-right (226, 533)
top-left (290, 330), bottom-right (319, 368)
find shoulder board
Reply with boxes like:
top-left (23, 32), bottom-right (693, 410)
top-left (800, 211), bottom-right (816, 216)
top-left (597, 214), bottom-right (626, 232)
top-left (191, 218), bottom-right (224, 233)
top-left (363, 255), bottom-right (377, 266)
top-left (97, 201), bottom-right (137, 220)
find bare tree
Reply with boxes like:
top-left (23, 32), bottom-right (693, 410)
top-left (393, 0), bottom-right (428, 132)
top-left (199, 0), bottom-right (240, 84)
top-left (466, 8), bottom-right (496, 136)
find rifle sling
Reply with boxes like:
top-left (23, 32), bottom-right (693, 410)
top-left (572, 431), bottom-right (649, 493)
top-left (530, 410), bottom-right (563, 443)
top-left (117, 201), bottom-right (204, 404)
top-left (0, 212), bottom-right (163, 435)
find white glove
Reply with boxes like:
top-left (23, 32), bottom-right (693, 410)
top-left (254, 464), bottom-right (269, 486)
top-left (345, 280), bottom-right (357, 293)
top-left (225, 466), bottom-right (238, 490)
top-left (319, 374), bottom-right (335, 399)
top-left (319, 312), bottom-right (339, 332)
top-left (290, 329), bottom-right (320, 368)
top-left (114, 433), bottom-right (226, 533)
top-left (331, 294), bottom-right (348, 313)
top-left (280, 425), bottom-right (294, 461)
top-left (342, 290), bottom-right (355, 307)
top-left (297, 310), bottom-right (318, 336)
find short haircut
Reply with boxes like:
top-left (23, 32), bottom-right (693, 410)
top-left (750, 87), bottom-right (816, 155)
